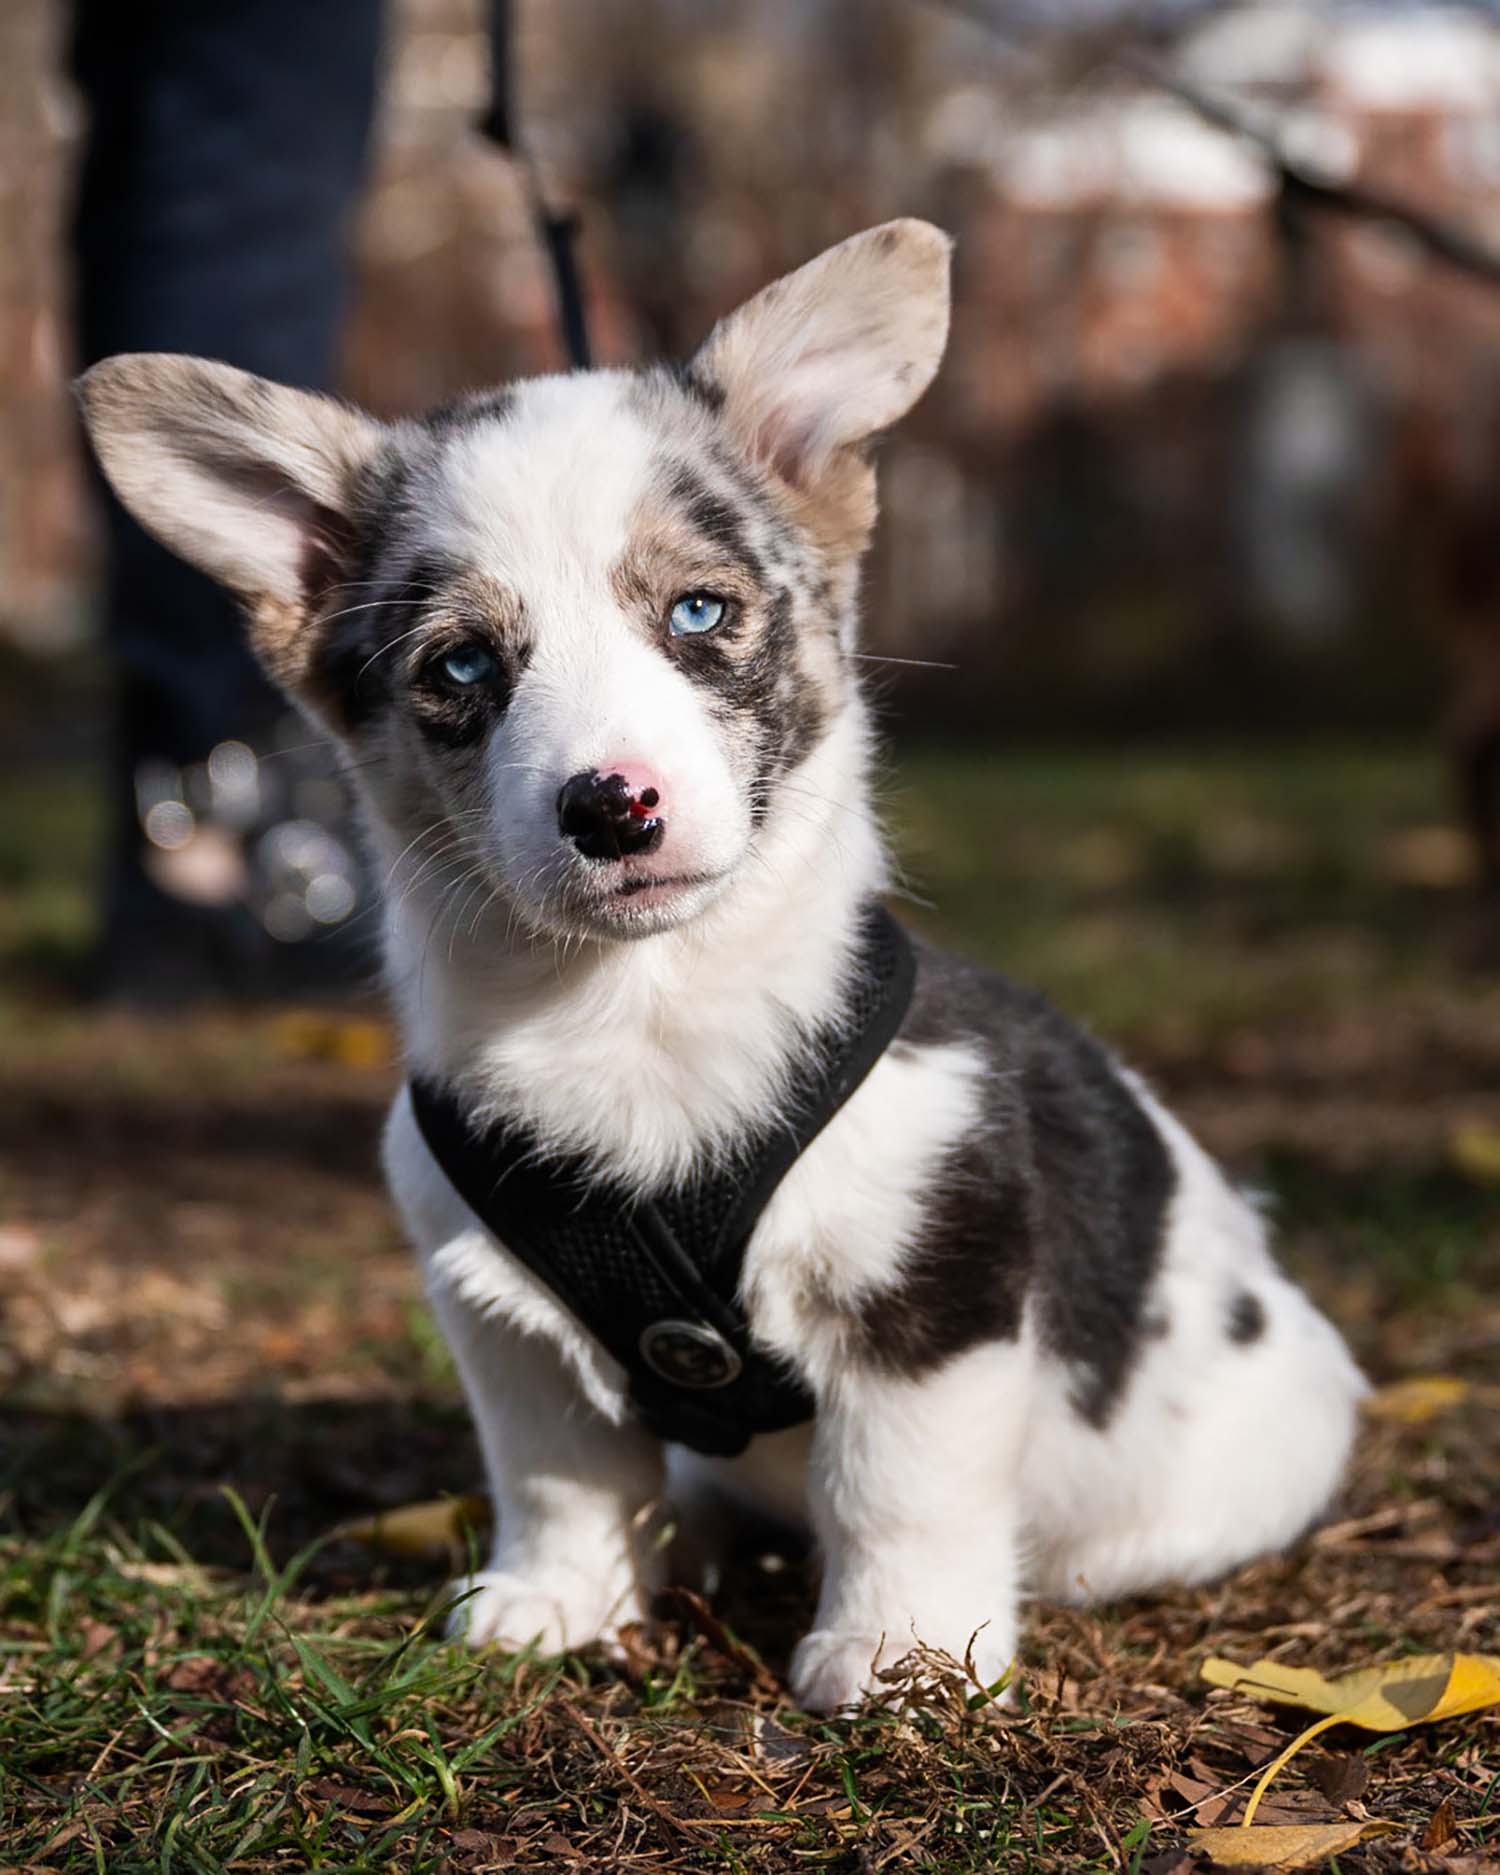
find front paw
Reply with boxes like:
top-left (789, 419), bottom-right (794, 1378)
top-left (445, 1568), bottom-right (638, 1654)
top-left (790, 1628), bottom-right (892, 1713)
top-left (791, 1621), bottom-right (1018, 1713)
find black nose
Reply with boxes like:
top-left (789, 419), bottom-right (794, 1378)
top-left (557, 770), bottom-right (665, 861)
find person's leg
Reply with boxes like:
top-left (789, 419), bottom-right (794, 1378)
top-left (71, 0), bottom-right (384, 998)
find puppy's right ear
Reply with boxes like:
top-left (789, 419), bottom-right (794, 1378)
top-left (76, 354), bottom-right (387, 692)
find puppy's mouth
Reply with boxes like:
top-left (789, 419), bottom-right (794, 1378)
top-left (611, 869), bottom-right (718, 900)
top-left (546, 858), bottom-right (734, 938)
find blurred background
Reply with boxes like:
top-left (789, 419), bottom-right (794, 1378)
top-left (1, 0), bottom-right (1498, 1529)
top-left (7, 0), bottom-right (1500, 713)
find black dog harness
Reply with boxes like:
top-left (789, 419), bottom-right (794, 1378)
top-left (409, 906), bottom-right (916, 1456)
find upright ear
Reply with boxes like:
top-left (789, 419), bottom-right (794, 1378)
top-left (75, 354), bottom-right (386, 685)
top-left (689, 219), bottom-right (951, 485)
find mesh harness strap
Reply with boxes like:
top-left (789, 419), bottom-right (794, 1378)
top-left (408, 906), bottom-right (916, 1455)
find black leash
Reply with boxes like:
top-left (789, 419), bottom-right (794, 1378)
top-left (478, 0), bottom-right (592, 370)
top-left (409, 905), bottom-right (917, 1455)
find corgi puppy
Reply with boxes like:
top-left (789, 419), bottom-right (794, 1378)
top-left (79, 221), bottom-right (1364, 1712)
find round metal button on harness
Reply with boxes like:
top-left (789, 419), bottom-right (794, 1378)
top-left (638, 1320), bottom-right (743, 1389)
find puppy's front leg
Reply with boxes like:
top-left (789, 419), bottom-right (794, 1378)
top-left (791, 1342), bottom-right (1030, 1713)
top-left (426, 1275), bottom-right (666, 1653)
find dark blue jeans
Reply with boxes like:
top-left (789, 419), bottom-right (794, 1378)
top-left (71, 0), bottom-right (384, 985)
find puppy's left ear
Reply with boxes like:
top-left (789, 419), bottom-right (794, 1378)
top-left (689, 219), bottom-right (951, 486)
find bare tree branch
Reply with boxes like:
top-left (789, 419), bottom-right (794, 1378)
top-left (1128, 54), bottom-right (1500, 289)
top-left (925, 0), bottom-right (1500, 292)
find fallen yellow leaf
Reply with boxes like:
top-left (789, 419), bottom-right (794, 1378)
top-left (1202, 1652), bottom-right (1500, 1824)
top-left (1450, 1120), bottom-right (1500, 1185)
top-left (1204, 1651), bottom-right (1500, 1729)
top-left (333, 1494), bottom-right (491, 1560)
top-left (1363, 1375), bottom-right (1471, 1423)
top-left (1187, 1820), bottom-right (1400, 1868)
top-left (269, 1012), bottom-right (393, 1069)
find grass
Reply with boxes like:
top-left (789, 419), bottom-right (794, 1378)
top-left (0, 1480), bottom-right (1163, 1872)
top-left (888, 742), bottom-right (1486, 1045)
top-left (2, 739), bottom-right (1498, 1871)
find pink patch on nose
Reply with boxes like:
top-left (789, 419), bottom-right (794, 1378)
top-left (599, 761), bottom-right (667, 819)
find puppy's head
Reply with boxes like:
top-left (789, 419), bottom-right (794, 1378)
top-left (78, 221), bottom-right (950, 944)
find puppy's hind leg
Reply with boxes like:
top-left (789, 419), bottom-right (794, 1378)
top-left (1026, 1270), bottom-right (1365, 1605)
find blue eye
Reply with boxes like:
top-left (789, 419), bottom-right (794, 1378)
top-left (440, 644), bottom-right (497, 687)
top-left (669, 593), bottom-right (726, 637)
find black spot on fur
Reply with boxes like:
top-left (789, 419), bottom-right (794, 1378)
top-left (664, 460), bottom-right (764, 583)
top-left (706, 439), bottom-right (802, 565)
top-left (853, 1108), bottom-right (1032, 1372)
top-left (1227, 1290), bottom-right (1266, 1346)
top-left (670, 358), bottom-right (727, 414)
top-left (855, 943), bottom-right (1177, 1423)
top-left (408, 678), bottom-right (505, 749)
top-left (311, 445), bottom-right (439, 729)
top-left (756, 587), bottom-right (825, 787)
top-left (343, 445), bottom-right (416, 593)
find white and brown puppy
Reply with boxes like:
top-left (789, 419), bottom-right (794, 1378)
top-left (79, 221), bottom-right (1365, 1713)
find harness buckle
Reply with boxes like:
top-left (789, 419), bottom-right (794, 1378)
top-left (638, 1319), bottom-right (742, 1390)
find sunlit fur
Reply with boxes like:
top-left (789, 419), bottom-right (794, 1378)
top-left (77, 221), bottom-right (1366, 1713)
